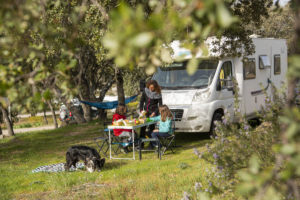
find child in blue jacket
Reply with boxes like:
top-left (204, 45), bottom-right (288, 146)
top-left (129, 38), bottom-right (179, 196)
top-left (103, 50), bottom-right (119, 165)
top-left (148, 105), bottom-right (173, 154)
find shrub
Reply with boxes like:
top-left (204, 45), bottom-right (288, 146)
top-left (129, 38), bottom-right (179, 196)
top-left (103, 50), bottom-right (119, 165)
top-left (13, 123), bottom-right (33, 129)
top-left (189, 78), bottom-right (287, 198)
top-left (127, 101), bottom-right (138, 108)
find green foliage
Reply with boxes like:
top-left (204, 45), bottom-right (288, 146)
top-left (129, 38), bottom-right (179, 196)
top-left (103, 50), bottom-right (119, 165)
top-left (123, 68), bottom-right (147, 96)
top-left (246, 3), bottom-right (294, 53)
top-left (0, 0), bottom-right (293, 197)
top-left (104, 0), bottom-right (239, 75)
top-left (0, 0), bottom-right (273, 120)
top-left (127, 102), bottom-right (138, 108)
top-left (236, 85), bottom-right (300, 199)
top-left (13, 123), bottom-right (33, 129)
top-left (192, 79), bottom-right (289, 198)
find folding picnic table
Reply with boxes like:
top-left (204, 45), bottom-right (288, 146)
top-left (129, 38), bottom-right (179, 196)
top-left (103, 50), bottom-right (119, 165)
top-left (107, 121), bottom-right (156, 160)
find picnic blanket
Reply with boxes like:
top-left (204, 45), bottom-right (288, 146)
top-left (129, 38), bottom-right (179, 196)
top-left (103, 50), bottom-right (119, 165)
top-left (30, 162), bottom-right (85, 173)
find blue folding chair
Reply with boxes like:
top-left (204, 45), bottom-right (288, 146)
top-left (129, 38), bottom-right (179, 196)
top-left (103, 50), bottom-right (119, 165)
top-left (158, 112), bottom-right (181, 155)
top-left (94, 122), bottom-right (120, 158)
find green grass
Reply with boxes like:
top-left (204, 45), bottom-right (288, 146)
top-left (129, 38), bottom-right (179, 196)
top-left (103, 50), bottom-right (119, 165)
top-left (0, 120), bottom-right (220, 200)
top-left (2, 115), bottom-right (60, 130)
top-left (13, 122), bottom-right (45, 129)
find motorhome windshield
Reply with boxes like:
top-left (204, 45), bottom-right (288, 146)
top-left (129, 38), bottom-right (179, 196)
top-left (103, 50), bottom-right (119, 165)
top-left (153, 60), bottom-right (218, 89)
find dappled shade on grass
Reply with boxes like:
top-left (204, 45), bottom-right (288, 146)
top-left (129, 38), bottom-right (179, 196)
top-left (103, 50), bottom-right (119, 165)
top-left (0, 120), bottom-right (215, 199)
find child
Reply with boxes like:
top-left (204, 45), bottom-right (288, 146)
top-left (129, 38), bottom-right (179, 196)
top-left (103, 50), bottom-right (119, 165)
top-left (112, 103), bottom-right (137, 154)
top-left (147, 105), bottom-right (173, 155)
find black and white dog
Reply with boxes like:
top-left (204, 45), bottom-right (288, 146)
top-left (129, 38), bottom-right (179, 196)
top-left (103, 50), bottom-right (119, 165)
top-left (65, 145), bottom-right (105, 173)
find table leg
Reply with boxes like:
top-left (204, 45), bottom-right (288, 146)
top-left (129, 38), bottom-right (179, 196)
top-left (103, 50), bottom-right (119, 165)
top-left (109, 129), bottom-right (111, 160)
top-left (139, 140), bottom-right (142, 161)
top-left (132, 128), bottom-right (135, 160)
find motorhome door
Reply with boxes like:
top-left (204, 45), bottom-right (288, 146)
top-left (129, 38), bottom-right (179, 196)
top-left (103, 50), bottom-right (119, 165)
top-left (217, 59), bottom-right (235, 121)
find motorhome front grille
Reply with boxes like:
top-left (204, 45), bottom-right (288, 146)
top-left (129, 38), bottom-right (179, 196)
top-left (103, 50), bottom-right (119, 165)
top-left (170, 109), bottom-right (184, 121)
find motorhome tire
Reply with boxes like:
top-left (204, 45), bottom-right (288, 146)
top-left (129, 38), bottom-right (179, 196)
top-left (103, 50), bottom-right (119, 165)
top-left (255, 118), bottom-right (262, 126)
top-left (209, 112), bottom-right (223, 138)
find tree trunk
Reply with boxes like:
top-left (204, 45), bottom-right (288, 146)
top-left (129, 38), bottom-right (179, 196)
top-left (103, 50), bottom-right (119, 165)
top-left (115, 67), bottom-right (125, 105)
top-left (82, 104), bottom-right (93, 122)
top-left (0, 125), bottom-right (2, 135)
top-left (0, 104), bottom-right (14, 137)
top-left (79, 77), bottom-right (93, 122)
top-left (61, 98), bottom-right (86, 124)
top-left (43, 108), bottom-right (48, 125)
top-left (97, 108), bottom-right (107, 121)
top-left (50, 87), bottom-right (86, 124)
top-left (47, 101), bottom-right (58, 129)
top-left (8, 103), bottom-right (12, 121)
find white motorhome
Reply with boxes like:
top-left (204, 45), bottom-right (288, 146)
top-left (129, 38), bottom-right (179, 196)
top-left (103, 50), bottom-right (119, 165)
top-left (151, 36), bottom-right (287, 134)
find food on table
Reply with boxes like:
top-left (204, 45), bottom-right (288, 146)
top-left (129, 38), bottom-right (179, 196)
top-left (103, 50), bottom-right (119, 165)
top-left (113, 119), bottom-right (124, 126)
top-left (113, 121), bottom-right (123, 126)
top-left (125, 120), bottom-right (134, 126)
top-left (134, 119), bottom-right (139, 125)
top-left (139, 118), bottom-right (147, 124)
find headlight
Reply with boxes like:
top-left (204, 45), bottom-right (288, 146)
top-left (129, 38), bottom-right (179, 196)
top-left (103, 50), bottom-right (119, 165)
top-left (193, 88), bottom-right (211, 102)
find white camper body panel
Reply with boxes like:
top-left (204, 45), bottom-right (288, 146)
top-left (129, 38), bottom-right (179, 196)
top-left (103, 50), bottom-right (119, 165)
top-left (241, 39), bottom-right (287, 118)
top-left (155, 38), bottom-right (288, 133)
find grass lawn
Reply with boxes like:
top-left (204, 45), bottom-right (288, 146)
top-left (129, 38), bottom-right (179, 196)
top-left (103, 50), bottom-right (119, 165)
top-left (0, 120), bottom-right (223, 200)
top-left (1, 115), bottom-right (60, 130)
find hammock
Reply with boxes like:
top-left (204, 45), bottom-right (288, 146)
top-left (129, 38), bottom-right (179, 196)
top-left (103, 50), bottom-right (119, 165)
top-left (80, 94), bottom-right (138, 110)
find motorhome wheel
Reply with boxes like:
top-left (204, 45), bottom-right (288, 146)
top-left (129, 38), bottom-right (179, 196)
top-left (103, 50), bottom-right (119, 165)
top-left (209, 113), bottom-right (223, 138)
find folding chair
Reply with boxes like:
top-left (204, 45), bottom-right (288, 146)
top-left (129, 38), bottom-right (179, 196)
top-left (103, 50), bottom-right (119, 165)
top-left (103, 121), bottom-right (140, 154)
top-left (103, 121), bottom-right (122, 154)
top-left (158, 112), bottom-right (181, 155)
top-left (93, 130), bottom-right (110, 158)
top-left (138, 138), bottom-right (161, 161)
top-left (159, 134), bottom-right (176, 155)
top-left (94, 121), bottom-right (121, 158)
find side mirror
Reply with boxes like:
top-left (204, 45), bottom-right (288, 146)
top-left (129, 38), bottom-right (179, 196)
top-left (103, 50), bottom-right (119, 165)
top-left (226, 76), bottom-right (234, 91)
top-left (227, 85), bottom-right (233, 91)
top-left (140, 79), bottom-right (146, 92)
top-left (217, 76), bottom-right (234, 91)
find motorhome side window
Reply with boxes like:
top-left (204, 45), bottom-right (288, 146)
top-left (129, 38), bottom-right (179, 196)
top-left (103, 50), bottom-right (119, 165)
top-left (243, 58), bottom-right (256, 80)
top-left (219, 61), bottom-right (232, 89)
top-left (274, 55), bottom-right (281, 75)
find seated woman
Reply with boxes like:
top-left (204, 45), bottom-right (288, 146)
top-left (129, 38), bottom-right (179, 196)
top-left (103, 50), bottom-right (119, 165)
top-left (112, 103), bottom-right (137, 154)
top-left (147, 105), bottom-right (173, 154)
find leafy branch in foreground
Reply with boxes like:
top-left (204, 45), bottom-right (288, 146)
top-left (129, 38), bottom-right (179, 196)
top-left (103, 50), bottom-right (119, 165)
top-left (190, 78), bottom-right (288, 199)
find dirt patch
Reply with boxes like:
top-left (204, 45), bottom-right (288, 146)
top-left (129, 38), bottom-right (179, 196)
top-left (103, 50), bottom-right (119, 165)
top-left (11, 150), bottom-right (24, 154)
top-left (72, 182), bottom-right (107, 191)
top-left (78, 127), bottom-right (90, 132)
top-left (56, 151), bottom-right (66, 156)
top-left (71, 182), bottom-right (109, 196)
top-left (16, 192), bottom-right (50, 200)
top-left (65, 132), bottom-right (83, 137)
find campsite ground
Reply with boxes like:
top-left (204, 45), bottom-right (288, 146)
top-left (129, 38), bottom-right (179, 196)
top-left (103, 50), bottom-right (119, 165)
top-left (0, 120), bottom-right (233, 200)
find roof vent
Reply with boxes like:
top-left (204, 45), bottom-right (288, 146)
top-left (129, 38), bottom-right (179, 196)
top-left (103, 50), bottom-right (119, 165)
top-left (249, 34), bottom-right (262, 38)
